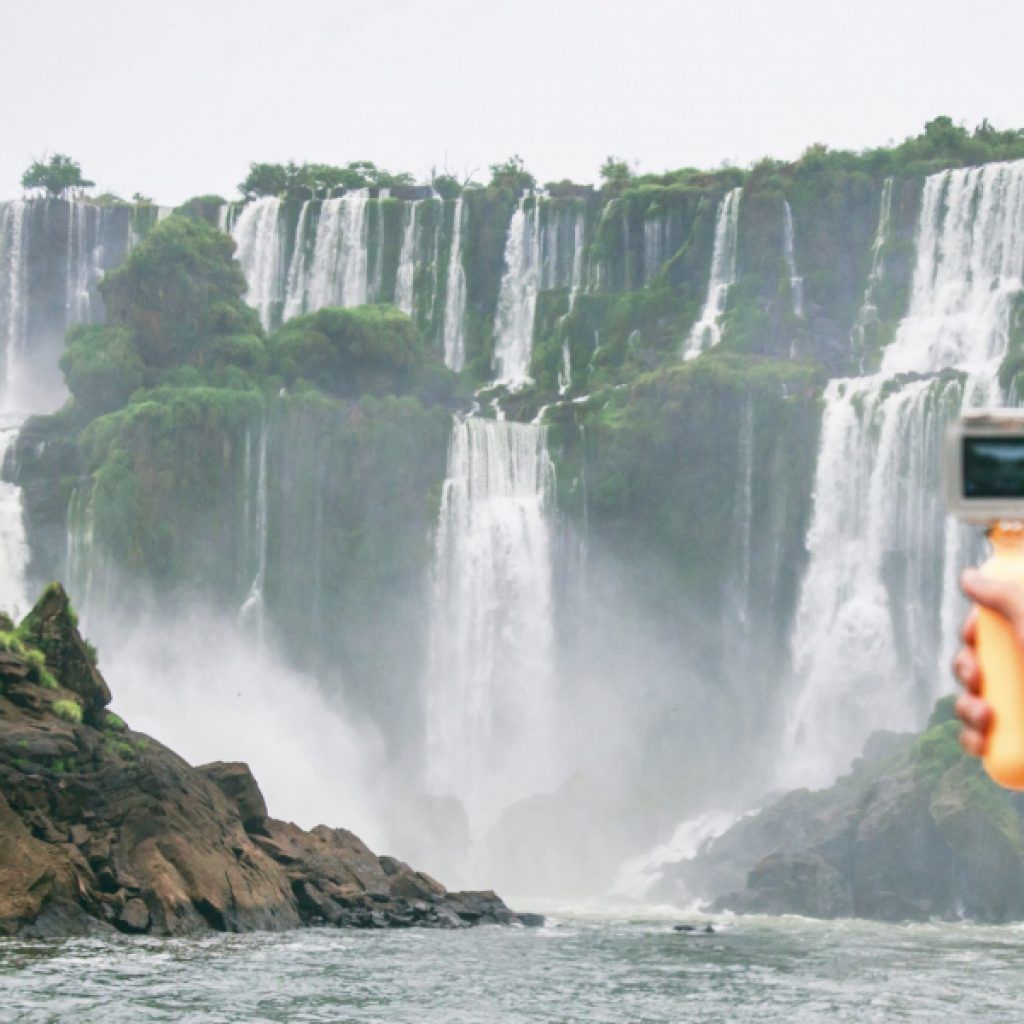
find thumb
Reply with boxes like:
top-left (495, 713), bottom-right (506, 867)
top-left (962, 569), bottom-right (1024, 635)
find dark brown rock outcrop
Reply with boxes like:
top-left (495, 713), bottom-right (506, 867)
top-left (0, 585), bottom-right (541, 937)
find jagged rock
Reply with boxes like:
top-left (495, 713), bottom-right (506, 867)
top-left (0, 585), bottom-right (542, 936)
top-left (198, 761), bottom-right (269, 824)
top-left (19, 583), bottom-right (111, 710)
top-left (116, 897), bottom-right (150, 934)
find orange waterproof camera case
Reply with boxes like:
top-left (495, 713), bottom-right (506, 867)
top-left (946, 411), bottom-right (1024, 789)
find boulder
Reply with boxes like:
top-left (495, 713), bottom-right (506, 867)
top-left (198, 761), bottom-right (269, 824)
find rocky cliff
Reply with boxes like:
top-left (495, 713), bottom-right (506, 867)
top-left (657, 699), bottom-right (1024, 923)
top-left (0, 583), bottom-right (540, 937)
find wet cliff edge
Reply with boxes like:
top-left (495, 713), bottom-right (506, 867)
top-left (0, 583), bottom-right (543, 937)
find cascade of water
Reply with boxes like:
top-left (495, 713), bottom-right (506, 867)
top-left (684, 188), bottom-right (742, 359)
top-left (568, 204), bottom-right (586, 309)
top-left (239, 419), bottom-right (269, 645)
top-left (493, 197), bottom-right (542, 388)
top-left (394, 200), bottom-right (420, 316)
top-left (882, 162), bottom-right (1024, 376)
top-left (557, 340), bottom-right (572, 397)
top-left (441, 199), bottom-right (467, 371)
top-left (611, 810), bottom-right (744, 901)
top-left (230, 197), bottom-right (284, 330)
top-left (851, 177), bottom-right (894, 367)
top-left (782, 200), bottom-right (804, 317)
top-left (282, 201), bottom-right (314, 321)
top-left (642, 213), bottom-right (670, 286)
top-left (782, 159), bottom-right (1024, 789)
top-left (0, 420), bottom-right (29, 616)
top-left (0, 202), bottom-right (27, 413)
top-left (67, 201), bottom-right (99, 325)
top-left (229, 197), bottom-right (284, 329)
top-left (424, 416), bottom-right (557, 830)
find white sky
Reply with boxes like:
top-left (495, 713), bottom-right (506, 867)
top-left (3, 0), bottom-right (1023, 206)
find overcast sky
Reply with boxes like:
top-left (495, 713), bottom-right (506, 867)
top-left (3, 0), bottom-right (1023, 206)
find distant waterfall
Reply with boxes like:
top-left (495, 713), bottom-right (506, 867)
top-left (0, 420), bottom-right (29, 616)
top-left (0, 203), bottom-right (27, 412)
top-left (684, 187), bottom-right (742, 359)
top-left (239, 418), bottom-right (269, 643)
top-left (781, 160), bottom-right (1024, 789)
top-left (492, 197), bottom-right (587, 388)
top-left (394, 201), bottom-right (420, 316)
top-left (851, 177), bottom-right (894, 367)
top-left (424, 417), bottom-right (557, 829)
top-left (493, 198), bottom-right (542, 388)
top-left (230, 197), bottom-right (285, 330)
top-left (442, 199), bottom-right (467, 372)
top-left (305, 193), bottom-right (371, 312)
top-left (0, 199), bottom-right (126, 415)
top-left (782, 199), bottom-right (803, 317)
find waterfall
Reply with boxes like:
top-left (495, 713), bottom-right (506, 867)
top-left (782, 199), bottom-right (804, 317)
top-left (493, 197), bottom-right (542, 388)
top-left (781, 159), bottom-right (1024, 789)
top-left (568, 203), bottom-right (586, 308)
top-left (394, 200), bottom-right (420, 316)
top-left (1, 199), bottom-right (127, 415)
top-left (684, 187), bottom-right (742, 359)
top-left (424, 416), bottom-right (557, 830)
top-left (282, 201), bottom-right (314, 322)
top-left (881, 162), bottom-right (1024, 375)
top-left (441, 199), bottom-right (467, 371)
top-left (851, 177), bottom-right (894, 367)
top-left (0, 202), bottom-right (27, 413)
top-left (230, 197), bottom-right (284, 330)
top-left (239, 419), bottom-right (269, 644)
top-left (0, 420), bottom-right (29, 616)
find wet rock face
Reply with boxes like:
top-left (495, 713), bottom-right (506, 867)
top-left (0, 585), bottom-right (542, 937)
top-left (659, 712), bottom-right (1024, 923)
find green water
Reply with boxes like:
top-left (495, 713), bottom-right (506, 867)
top-left (3, 912), bottom-right (1021, 1023)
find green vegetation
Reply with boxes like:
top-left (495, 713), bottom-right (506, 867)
top-left (238, 160), bottom-right (415, 200)
top-left (52, 699), bottom-right (83, 725)
top-left (272, 305), bottom-right (439, 399)
top-left (101, 216), bottom-right (261, 370)
top-left (102, 711), bottom-right (127, 733)
top-left (21, 154), bottom-right (94, 198)
top-left (488, 155), bottom-right (536, 196)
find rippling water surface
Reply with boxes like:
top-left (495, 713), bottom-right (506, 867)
top-left (4, 911), bottom-right (1023, 1022)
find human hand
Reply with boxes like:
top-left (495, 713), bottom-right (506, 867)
top-left (953, 569), bottom-right (1024, 755)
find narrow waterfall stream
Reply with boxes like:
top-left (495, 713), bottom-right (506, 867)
top-left (684, 187), bottom-right (741, 358)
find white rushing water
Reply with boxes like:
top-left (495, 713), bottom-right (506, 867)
top-left (0, 202), bottom-right (28, 414)
top-left (0, 420), bottom-right (29, 616)
top-left (782, 199), bottom-right (803, 318)
top-left (442, 199), bottom-right (467, 371)
top-left (492, 197), bottom-right (542, 388)
top-left (424, 416), bottom-right (557, 831)
top-left (238, 418), bottom-right (269, 644)
top-left (611, 809), bottom-right (744, 902)
top-left (393, 200), bottom-right (420, 316)
top-left (684, 187), bottom-right (742, 359)
top-left (230, 197), bottom-right (284, 330)
top-left (780, 159), bottom-right (1024, 789)
top-left (850, 177), bottom-right (894, 367)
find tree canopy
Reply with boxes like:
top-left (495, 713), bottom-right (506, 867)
top-left (238, 161), bottom-right (416, 200)
top-left (21, 155), bottom-right (94, 198)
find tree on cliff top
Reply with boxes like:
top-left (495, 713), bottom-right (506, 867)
top-left (488, 155), bottom-right (536, 195)
top-left (21, 154), bottom-right (94, 199)
top-left (239, 161), bottom-right (415, 200)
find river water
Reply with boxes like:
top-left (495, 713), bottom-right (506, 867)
top-left (3, 912), bottom-right (1022, 1022)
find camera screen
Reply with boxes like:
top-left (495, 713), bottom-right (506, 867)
top-left (963, 436), bottom-right (1024, 498)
